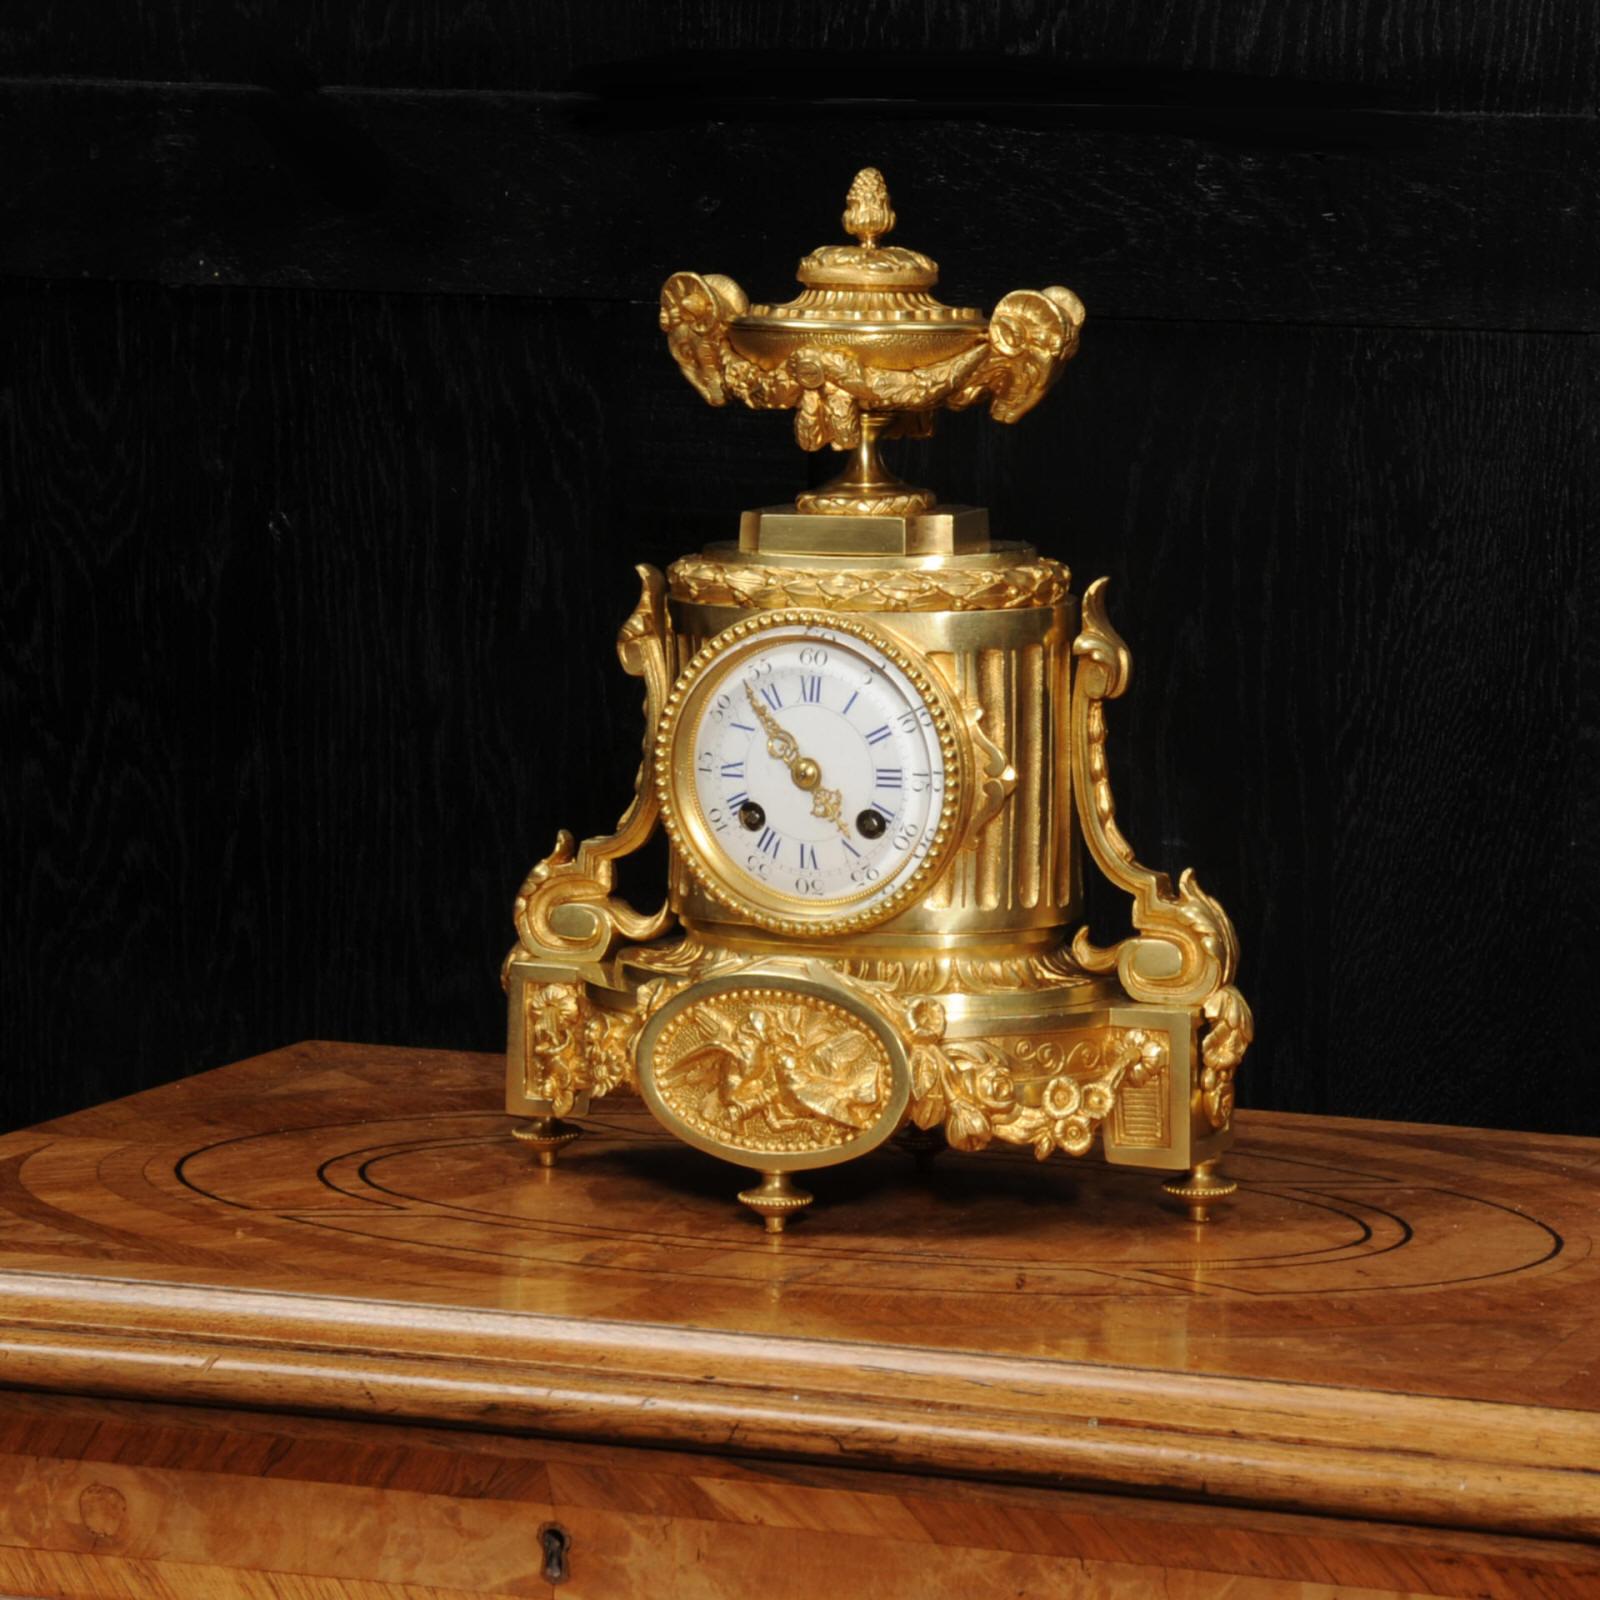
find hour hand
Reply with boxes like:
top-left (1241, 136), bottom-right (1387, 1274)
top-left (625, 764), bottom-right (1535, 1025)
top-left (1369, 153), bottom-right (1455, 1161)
top-left (810, 783), bottom-right (851, 836)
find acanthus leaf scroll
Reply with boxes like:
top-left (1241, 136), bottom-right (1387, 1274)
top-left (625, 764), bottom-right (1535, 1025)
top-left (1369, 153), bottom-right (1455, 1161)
top-left (1068, 579), bottom-right (1253, 1129)
top-left (502, 566), bottom-right (676, 979)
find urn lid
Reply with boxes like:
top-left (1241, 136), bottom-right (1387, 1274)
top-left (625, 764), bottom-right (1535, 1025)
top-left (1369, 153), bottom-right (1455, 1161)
top-left (740, 168), bottom-right (984, 333)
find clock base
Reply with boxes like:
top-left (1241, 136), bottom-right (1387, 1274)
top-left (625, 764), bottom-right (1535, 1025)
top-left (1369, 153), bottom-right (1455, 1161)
top-left (505, 933), bottom-right (1233, 1230)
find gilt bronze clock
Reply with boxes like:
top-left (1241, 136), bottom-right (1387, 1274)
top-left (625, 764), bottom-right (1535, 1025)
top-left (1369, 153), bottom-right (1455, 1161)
top-left (502, 169), bottom-right (1252, 1230)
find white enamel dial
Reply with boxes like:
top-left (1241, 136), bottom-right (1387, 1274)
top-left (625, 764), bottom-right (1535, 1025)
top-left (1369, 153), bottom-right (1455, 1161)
top-left (660, 616), bottom-right (961, 933)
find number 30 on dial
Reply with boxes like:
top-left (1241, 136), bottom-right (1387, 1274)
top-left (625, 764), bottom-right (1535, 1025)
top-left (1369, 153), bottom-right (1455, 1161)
top-left (655, 612), bottom-right (967, 935)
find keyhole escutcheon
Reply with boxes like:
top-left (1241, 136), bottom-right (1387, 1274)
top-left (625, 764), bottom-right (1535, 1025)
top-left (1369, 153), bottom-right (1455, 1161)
top-left (539, 1522), bottom-right (571, 1585)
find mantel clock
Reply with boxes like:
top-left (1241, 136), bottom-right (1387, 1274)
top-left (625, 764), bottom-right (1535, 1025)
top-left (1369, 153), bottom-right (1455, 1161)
top-left (502, 170), bottom-right (1253, 1231)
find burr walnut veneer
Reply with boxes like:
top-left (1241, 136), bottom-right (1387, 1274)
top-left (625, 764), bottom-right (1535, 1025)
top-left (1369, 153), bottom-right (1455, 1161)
top-left (0, 1041), bottom-right (1595, 1598)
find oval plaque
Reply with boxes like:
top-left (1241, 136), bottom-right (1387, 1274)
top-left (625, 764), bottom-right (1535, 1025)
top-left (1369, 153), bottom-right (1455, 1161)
top-left (637, 974), bottom-right (911, 1171)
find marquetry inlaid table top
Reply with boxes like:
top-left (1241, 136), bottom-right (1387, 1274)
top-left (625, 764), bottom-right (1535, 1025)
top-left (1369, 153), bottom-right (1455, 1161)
top-left (0, 1041), bottom-right (1596, 1547)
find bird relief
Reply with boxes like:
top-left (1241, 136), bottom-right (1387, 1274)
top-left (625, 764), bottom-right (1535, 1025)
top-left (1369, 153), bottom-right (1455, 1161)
top-left (652, 995), bottom-right (893, 1152)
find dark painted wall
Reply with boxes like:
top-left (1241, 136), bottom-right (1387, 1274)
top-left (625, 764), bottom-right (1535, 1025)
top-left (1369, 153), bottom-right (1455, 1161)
top-left (3, 6), bottom-right (1595, 1134)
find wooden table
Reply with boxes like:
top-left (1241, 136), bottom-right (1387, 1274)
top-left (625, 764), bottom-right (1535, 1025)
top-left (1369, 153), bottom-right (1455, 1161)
top-left (0, 1041), bottom-right (1595, 1598)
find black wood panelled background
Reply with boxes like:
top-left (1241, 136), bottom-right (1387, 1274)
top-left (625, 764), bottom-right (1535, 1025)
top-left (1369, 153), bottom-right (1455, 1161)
top-left (3, 5), bottom-right (1595, 1135)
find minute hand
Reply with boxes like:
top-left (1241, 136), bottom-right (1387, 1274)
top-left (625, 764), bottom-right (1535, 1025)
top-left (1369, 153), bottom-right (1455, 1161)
top-left (743, 681), bottom-right (852, 837)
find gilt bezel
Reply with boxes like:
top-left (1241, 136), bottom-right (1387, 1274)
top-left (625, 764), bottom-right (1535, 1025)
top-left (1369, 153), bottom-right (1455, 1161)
top-left (654, 609), bottom-right (969, 937)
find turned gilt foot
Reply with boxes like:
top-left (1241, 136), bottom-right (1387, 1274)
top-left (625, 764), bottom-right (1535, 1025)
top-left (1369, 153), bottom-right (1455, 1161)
top-left (512, 1116), bottom-right (584, 1169)
top-left (737, 1171), bottom-right (813, 1234)
top-left (1162, 1157), bottom-right (1237, 1223)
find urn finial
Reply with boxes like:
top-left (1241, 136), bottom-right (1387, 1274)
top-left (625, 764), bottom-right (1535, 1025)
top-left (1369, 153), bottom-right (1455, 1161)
top-left (660, 169), bottom-right (1085, 517)
top-left (842, 167), bottom-right (895, 247)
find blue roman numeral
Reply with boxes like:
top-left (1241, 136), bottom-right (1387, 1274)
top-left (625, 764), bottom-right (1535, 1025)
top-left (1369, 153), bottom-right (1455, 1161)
top-left (800, 676), bottom-right (821, 703)
top-left (759, 685), bottom-right (782, 710)
top-left (798, 842), bottom-right (818, 869)
top-left (875, 767), bottom-right (903, 788)
top-left (865, 724), bottom-right (891, 745)
top-left (756, 828), bottom-right (781, 858)
top-left (721, 760), bottom-right (744, 779)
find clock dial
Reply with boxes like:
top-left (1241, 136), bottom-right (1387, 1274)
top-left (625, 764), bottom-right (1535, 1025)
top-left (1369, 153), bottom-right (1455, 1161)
top-left (658, 615), bottom-right (964, 934)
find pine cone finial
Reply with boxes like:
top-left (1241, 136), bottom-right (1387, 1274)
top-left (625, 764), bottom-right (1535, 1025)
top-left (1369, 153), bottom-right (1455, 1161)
top-left (842, 168), bottom-right (895, 247)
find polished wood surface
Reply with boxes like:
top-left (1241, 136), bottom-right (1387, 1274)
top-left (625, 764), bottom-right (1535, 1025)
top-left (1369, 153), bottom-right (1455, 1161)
top-left (0, 1041), bottom-right (1596, 1576)
top-left (2, 1392), bottom-right (1597, 1600)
